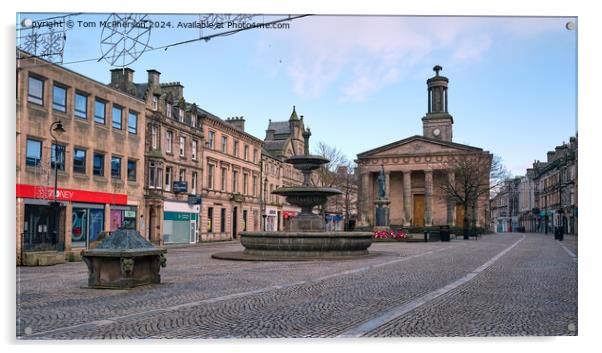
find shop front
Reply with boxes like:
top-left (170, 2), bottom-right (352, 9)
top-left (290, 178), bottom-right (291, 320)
top-left (283, 210), bottom-right (298, 231)
top-left (325, 213), bottom-right (344, 231)
top-left (16, 183), bottom-right (130, 264)
top-left (265, 206), bottom-right (279, 231)
top-left (163, 201), bottom-right (200, 244)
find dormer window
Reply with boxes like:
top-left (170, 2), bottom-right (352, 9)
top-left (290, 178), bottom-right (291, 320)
top-left (152, 96), bottom-right (158, 111)
top-left (179, 108), bottom-right (184, 123)
top-left (166, 103), bottom-right (172, 118)
top-left (191, 114), bottom-right (197, 127)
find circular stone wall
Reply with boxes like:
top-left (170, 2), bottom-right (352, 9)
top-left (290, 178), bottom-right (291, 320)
top-left (212, 231), bottom-right (374, 261)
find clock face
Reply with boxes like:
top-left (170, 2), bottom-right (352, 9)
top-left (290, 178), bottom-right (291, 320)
top-left (433, 128), bottom-right (441, 137)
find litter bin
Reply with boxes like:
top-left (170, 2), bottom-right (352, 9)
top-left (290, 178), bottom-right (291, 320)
top-left (439, 225), bottom-right (450, 242)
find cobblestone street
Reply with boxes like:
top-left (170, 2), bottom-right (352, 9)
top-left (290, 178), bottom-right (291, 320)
top-left (16, 232), bottom-right (577, 339)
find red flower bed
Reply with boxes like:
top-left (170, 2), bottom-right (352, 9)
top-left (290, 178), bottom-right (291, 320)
top-left (373, 230), bottom-right (408, 240)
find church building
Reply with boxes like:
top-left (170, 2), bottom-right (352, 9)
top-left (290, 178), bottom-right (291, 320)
top-left (356, 66), bottom-right (492, 229)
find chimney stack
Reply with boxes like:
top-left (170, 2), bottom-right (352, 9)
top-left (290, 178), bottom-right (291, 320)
top-left (147, 69), bottom-right (161, 86)
top-left (226, 116), bottom-right (246, 131)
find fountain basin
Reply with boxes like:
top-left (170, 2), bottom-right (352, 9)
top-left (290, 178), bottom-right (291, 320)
top-left (285, 155), bottom-right (330, 171)
top-left (212, 231), bottom-right (374, 261)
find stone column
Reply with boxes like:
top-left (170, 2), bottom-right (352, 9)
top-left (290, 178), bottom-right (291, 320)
top-left (104, 203), bottom-right (111, 232)
top-left (360, 171), bottom-right (371, 227)
top-left (425, 170), bottom-right (433, 226)
top-left (385, 171), bottom-right (390, 199)
top-left (403, 171), bottom-right (412, 226)
top-left (64, 202), bottom-right (73, 252)
top-left (447, 171), bottom-right (455, 225)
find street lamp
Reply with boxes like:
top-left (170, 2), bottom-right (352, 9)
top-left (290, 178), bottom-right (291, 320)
top-left (49, 120), bottom-right (66, 247)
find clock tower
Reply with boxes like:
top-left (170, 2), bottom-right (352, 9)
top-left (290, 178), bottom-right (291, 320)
top-left (422, 65), bottom-right (454, 141)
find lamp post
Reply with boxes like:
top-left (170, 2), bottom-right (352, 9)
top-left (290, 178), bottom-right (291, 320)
top-left (49, 120), bottom-right (66, 247)
top-left (263, 176), bottom-right (268, 231)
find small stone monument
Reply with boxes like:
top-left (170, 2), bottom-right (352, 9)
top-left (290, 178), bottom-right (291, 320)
top-left (374, 165), bottom-right (390, 229)
top-left (81, 229), bottom-right (166, 289)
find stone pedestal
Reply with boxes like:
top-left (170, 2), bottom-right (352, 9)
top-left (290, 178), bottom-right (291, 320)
top-left (374, 199), bottom-right (390, 228)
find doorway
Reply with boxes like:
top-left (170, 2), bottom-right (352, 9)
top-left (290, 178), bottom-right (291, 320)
top-left (413, 194), bottom-right (425, 227)
top-left (232, 206), bottom-right (238, 239)
top-left (456, 204), bottom-right (465, 228)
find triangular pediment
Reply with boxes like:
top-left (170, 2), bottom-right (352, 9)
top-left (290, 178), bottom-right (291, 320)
top-left (357, 135), bottom-right (482, 158)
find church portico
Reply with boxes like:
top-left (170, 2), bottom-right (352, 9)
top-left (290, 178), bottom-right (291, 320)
top-left (356, 66), bottom-right (492, 230)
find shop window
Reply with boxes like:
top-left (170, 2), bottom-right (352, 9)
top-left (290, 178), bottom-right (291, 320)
top-left (26, 138), bottom-right (42, 167)
top-left (207, 207), bottom-right (213, 233)
top-left (220, 208), bottom-right (226, 232)
top-left (27, 76), bottom-right (44, 105)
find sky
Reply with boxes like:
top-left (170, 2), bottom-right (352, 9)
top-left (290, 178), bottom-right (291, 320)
top-left (16, 13), bottom-right (577, 176)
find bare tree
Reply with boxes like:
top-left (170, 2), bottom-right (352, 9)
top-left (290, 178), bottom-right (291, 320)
top-left (439, 153), bottom-right (508, 239)
top-left (312, 142), bottom-right (358, 229)
top-left (313, 141), bottom-right (348, 187)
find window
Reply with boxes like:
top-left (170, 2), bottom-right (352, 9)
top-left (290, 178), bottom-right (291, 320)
top-left (127, 160), bottom-right (136, 181)
top-left (111, 156), bottom-right (121, 179)
top-left (112, 105), bottom-right (123, 129)
top-left (220, 208), bottom-right (226, 232)
top-left (148, 162), bottom-right (162, 189)
top-left (128, 111), bottom-right (138, 134)
top-left (179, 136), bottom-right (186, 157)
top-left (94, 99), bottom-right (106, 124)
top-left (25, 138), bottom-right (42, 167)
top-left (166, 103), bottom-right (172, 118)
top-left (75, 92), bottom-right (88, 119)
top-left (243, 173), bottom-right (248, 195)
top-left (253, 149), bottom-right (257, 163)
top-left (166, 131), bottom-right (173, 153)
top-left (179, 108), bottom-right (184, 123)
top-left (73, 148), bottom-right (87, 174)
top-left (191, 172), bottom-right (197, 194)
top-left (221, 167), bottom-right (227, 192)
top-left (151, 125), bottom-right (158, 149)
top-left (233, 141), bottom-right (239, 157)
top-left (221, 136), bottom-right (227, 153)
top-left (93, 153), bottom-right (104, 176)
top-left (51, 144), bottom-right (65, 171)
top-left (192, 140), bottom-right (198, 160)
top-left (233, 170), bottom-right (238, 193)
top-left (253, 176), bottom-right (257, 197)
top-left (207, 164), bottom-right (214, 189)
top-left (152, 96), bottom-right (158, 111)
top-left (179, 168), bottom-right (186, 182)
top-left (191, 114), bottom-right (197, 127)
top-left (27, 76), bottom-right (44, 105)
top-left (52, 85), bottom-right (67, 112)
top-left (165, 167), bottom-right (172, 191)
top-left (207, 207), bottom-right (214, 233)
top-left (244, 145), bottom-right (249, 160)
top-left (208, 131), bottom-right (215, 149)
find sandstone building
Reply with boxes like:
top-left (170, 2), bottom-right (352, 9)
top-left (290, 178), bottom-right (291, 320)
top-left (17, 52), bottom-right (146, 265)
top-left (356, 66), bottom-right (492, 229)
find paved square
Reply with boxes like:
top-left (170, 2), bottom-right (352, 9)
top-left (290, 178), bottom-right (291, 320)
top-left (16, 233), bottom-right (577, 339)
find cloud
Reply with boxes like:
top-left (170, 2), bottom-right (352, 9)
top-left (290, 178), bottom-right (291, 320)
top-left (256, 16), bottom-right (566, 101)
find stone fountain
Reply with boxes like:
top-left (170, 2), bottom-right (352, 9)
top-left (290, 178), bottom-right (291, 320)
top-left (213, 128), bottom-right (373, 261)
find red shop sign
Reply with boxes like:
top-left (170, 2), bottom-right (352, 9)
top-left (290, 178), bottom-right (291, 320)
top-left (16, 184), bottom-right (128, 205)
